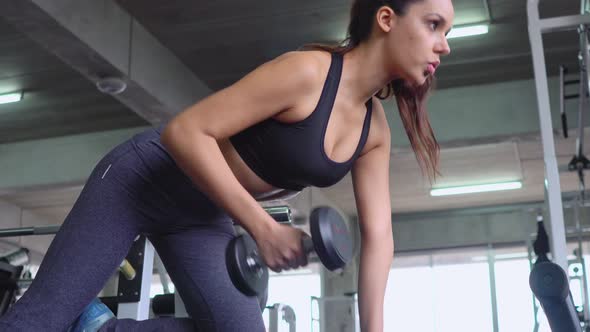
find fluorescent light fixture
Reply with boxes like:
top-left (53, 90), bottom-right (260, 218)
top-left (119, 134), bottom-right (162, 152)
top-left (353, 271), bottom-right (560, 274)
top-left (447, 24), bottom-right (489, 39)
top-left (0, 92), bottom-right (23, 105)
top-left (430, 181), bottom-right (522, 197)
top-left (472, 252), bottom-right (529, 262)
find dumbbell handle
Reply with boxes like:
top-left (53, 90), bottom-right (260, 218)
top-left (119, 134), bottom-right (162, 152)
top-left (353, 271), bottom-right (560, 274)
top-left (246, 253), bottom-right (266, 278)
top-left (302, 234), bottom-right (314, 255)
top-left (247, 234), bottom-right (315, 272)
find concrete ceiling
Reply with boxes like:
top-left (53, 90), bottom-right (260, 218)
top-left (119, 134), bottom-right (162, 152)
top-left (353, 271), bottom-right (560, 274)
top-left (0, 0), bottom-right (582, 142)
top-left (0, 19), bottom-right (147, 144)
top-left (0, 0), bottom-right (588, 228)
top-left (114, 0), bottom-right (580, 90)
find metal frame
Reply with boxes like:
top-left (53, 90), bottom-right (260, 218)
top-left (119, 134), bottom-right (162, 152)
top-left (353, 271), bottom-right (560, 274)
top-left (174, 292), bottom-right (189, 318)
top-left (572, 195), bottom-right (590, 324)
top-left (559, 65), bottom-right (568, 138)
top-left (527, 1), bottom-right (590, 330)
top-left (487, 246), bottom-right (499, 332)
top-left (154, 253), bottom-right (171, 295)
top-left (0, 225), bottom-right (154, 320)
top-left (268, 303), bottom-right (296, 332)
top-left (116, 238), bottom-right (154, 320)
top-left (527, 0), bottom-right (588, 273)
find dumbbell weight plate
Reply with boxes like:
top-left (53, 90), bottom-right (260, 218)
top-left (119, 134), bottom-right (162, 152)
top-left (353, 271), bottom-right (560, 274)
top-left (309, 207), bottom-right (353, 271)
top-left (259, 285), bottom-right (269, 312)
top-left (226, 234), bottom-right (269, 296)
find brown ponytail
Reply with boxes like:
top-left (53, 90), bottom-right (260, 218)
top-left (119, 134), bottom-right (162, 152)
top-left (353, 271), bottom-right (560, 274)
top-left (390, 77), bottom-right (439, 180)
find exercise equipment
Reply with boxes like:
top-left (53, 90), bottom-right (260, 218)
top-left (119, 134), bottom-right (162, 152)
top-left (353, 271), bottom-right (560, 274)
top-left (530, 261), bottom-right (579, 332)
top-left (151, 289), bottom-right (268, 316)
top-left (0, 262), bottom-right (22, 315)
top-left (308, 207), bottom-right (354, 271)
top-left (222, 205), bottom-right (294, 296)
top-left (267, 303), bottom-right (296, 332)
top-left (0, 225), bottom-right (137, 281)
top-left (226, 206), bottom-right (353, 296)
top-left (0, 225), bottom-right (152, 320)
top-left (529, 215), bottom-right (583, 332)
top-left (528, 2), bottom-right (590, 330)
top-left (527, 0), bottom-right (587, 278)
top-left (226, 234), bottom-right (269, 296)
top-left (152, 295), bottom-right (294, 332)
top-left (264, 206), bottom-right (293, 224)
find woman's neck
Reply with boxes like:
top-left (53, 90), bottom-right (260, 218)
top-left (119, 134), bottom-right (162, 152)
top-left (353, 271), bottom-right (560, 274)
top-left (341, 41), bottom-right (399, 104)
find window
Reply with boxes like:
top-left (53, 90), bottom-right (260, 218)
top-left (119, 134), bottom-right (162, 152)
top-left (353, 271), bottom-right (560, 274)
top-left (264, 268), bottom-right (321, 332)
top-left (432, 262), bottom-right (493, 332)
top-left (386, 265), bottom-right (436, 332)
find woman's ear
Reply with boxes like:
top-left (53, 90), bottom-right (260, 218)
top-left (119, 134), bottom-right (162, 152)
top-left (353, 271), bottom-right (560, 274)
top-left (375, 6), bottom-right (397, 33)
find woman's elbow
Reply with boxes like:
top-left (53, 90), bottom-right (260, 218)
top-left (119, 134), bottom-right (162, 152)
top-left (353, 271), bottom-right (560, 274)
top-left (361, 227), bottom-right (393, 251)
top-left (360, 221), bottom-right (392, 241)
top-left (161, 119), bottom-right (181, 150)
top-left (161, 117), bottom-right (197, 152)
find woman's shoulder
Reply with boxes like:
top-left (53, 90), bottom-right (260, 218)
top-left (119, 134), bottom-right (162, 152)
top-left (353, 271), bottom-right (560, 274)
top-left (248, 50), bottom-right (331, 99)
top-left (274, 49), bottom-right (331, 64)
top-left (270, 50), bottom-right (331, 77)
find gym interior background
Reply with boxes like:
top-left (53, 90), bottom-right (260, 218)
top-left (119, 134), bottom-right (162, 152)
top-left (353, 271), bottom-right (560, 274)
top-left (0, 0), bottom-right (589, 331)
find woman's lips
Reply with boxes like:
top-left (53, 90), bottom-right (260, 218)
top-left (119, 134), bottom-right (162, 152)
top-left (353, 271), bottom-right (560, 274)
top-left (427, 63), bottom-right (436, 75)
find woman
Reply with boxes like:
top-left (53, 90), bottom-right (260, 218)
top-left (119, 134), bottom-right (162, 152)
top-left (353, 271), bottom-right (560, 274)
top-left (0, 0), bottom-right (453, 331)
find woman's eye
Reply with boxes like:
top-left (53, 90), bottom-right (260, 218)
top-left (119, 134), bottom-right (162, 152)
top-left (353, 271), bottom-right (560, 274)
top-left (430, 21), bottom-right (439, 30)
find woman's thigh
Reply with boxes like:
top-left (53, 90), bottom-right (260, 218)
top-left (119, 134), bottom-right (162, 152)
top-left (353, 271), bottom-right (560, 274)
top-left (148, 223), bottom-right (266, 332)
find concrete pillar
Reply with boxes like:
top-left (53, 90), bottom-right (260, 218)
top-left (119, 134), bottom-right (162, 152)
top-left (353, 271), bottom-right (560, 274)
top-left (287, 187), bottom-right (360, 331)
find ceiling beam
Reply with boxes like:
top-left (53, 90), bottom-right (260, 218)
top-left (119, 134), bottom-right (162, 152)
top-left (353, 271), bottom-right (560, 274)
top-left (0, 0), bottom-right (211, 124)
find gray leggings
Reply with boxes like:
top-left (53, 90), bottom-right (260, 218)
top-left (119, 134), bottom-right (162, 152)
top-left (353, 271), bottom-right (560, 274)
top-left (0, 127), bottom-right (265, 331)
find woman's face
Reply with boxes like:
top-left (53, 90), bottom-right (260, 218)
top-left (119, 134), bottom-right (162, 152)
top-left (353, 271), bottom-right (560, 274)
top-left (382, 0), bottom-right (454, 85)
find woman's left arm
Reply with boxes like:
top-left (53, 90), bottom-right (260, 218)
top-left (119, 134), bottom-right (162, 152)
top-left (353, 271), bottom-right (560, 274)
top-left (351, 99), bottom-right (393, 332)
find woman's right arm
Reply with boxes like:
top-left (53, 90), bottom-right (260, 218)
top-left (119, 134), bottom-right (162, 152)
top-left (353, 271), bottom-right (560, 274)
top-left (161, 52), bottom-right (319, 242)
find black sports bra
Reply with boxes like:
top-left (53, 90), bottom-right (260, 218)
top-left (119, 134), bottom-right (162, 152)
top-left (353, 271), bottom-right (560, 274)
top-left (229, 52), bottom-right (373, 191)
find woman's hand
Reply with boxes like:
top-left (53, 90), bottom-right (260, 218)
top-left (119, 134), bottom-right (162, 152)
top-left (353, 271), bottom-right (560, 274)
top-left (253, 224), bottom-right (308, 273)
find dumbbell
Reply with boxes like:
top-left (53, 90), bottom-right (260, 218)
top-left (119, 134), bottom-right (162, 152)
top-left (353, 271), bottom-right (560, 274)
top-left (226, 206), bottom-right (353, 296)
top-left (223, 206), bottom-right (291, 298)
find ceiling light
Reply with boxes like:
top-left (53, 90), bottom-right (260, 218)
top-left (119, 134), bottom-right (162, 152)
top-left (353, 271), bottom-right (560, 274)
top-left (96, 77), bottom-right (127, 95)
top-left (0, 92), bottom-right (23, 105)
top-left (447, 24), bottom-right (489, 39)
top-left (430, 181), bottom-right (522, 197)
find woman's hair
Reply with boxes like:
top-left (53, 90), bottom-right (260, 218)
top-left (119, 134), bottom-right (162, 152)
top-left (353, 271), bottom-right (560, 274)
top-left (300, 0), bottom-right (440, 180)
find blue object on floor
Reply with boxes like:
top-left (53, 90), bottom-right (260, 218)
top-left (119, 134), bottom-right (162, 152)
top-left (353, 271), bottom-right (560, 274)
top-left (68, 298), bottom-right (115, 332)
